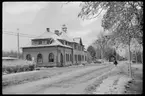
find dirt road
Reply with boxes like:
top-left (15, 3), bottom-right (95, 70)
top-left (3, 64), bottom-right (114, 94)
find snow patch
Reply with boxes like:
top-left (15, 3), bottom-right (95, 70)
top-left (115, 76), bottom-right (132, 94)
top-left (3, 70), bottom-right (38, 77)
top-left (93, 75), bottom-right (132, 94)
top-left (132, 64), bottom-right (143, 69)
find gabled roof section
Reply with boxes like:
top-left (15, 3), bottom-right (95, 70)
top-left (73, 37), bottom-right (83, 45)
top-left (59, 32), bottom-right (74, 42)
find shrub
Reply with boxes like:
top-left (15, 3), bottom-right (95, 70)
top-left (28, 65), bottom-right (35, 71)
top-left (6, 67), bottom-right (12, 73)
top-left (2, 59), bottom-right (35, 74)
top-left (18, 67), bottom-right (24, 72)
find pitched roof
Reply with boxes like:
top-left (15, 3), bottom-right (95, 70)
top-left (22, 29), bottom-right (84, 48)
top-left (21, 39), bottom-right (72, 49)
top-left (32, 31), bottom-right (62, 40)
top-left (32, 31), bottom-right (75, 43)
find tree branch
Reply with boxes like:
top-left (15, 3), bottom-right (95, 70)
top-left (87, 8), bottom-right (104, 20)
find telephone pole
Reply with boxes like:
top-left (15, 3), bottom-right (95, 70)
top-left (17, 28), bottom-right (20, 59)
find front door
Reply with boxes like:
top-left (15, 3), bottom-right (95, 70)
top-left (60, 53), bottom-right (63, 67)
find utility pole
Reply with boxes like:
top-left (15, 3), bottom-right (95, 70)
top-left (17, 28), bottom-right (20, 59)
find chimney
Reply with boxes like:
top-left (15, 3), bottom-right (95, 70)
top-left (62, 24), bottom-right (67, 33)
top-left (46, 28), bottom-right (50, 32)
top-left (55, 30), bottom-right (59, 36)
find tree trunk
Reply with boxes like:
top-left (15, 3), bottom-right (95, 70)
top-left (101, 49), bottom-right (103, 59)
top-left (135, 50), bottom-right (137, 63)
top-left (141, 52), bottom-right (143, 64)
top-left (140, 45), bottom-right (143, 64)
top-left (100, 47), bottom-right (103, 59)
top-left (128, 38), bottom-right (132, 78)
top-left (114, 48), bottom-right (116, 58)
top-left (116, 47), bottom-right (118, 60)
top-left (100, 50), bottom-right (101, 59)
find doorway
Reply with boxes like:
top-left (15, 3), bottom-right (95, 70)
top-left (60, 53), bottom-right (63, 67)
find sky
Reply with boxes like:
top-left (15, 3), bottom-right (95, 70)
top-left (3, 2), bottom-right (105, 52)
top-left (2, 2), bottom-right (127, 57)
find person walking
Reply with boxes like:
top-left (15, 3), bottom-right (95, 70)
top-left (114, 58), bottom-right (118, 66)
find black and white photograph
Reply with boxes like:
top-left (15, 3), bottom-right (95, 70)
top-left (2, 1), bottom-right (143, 94)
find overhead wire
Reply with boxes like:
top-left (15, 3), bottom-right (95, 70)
top-left (3, 30), bottom-right (38, 38)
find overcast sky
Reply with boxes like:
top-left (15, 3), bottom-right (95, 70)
top-left (3, 2), bottom-right (106, 52)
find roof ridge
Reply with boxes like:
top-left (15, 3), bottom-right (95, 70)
top-left (73, 37), bottom-right (81, 39)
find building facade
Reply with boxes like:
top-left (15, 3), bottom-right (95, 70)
top-left (22, 25), bottom-right (88, 67)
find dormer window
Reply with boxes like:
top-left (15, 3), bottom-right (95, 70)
top-left (47, 40), bottom-right (50, 44)
top-left (65, 41), bottom-right (67, 45)
top-left (42, 40), bottom-right (45, 44)
top-left (32, 41), bottom-right (34, 45)
top-left (38, 40), bottom-right (42, 45)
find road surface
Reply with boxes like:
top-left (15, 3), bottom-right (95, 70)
top-left (3, 64), bottom-right (114, 94)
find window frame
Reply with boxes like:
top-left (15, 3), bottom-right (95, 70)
top-left (49, 53), bottom-right (54, 62)
top-left (26, 54), bottom-right (32, 61)
top-left (37, 53), bottom-right (43, 64)
top-left (70, 54), bottom-right (72, 62)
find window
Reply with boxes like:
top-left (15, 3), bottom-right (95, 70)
top-left (78, 55), bottom-right (80, 61)
top-left (42, 40), bottom-right (46, 44)
top-left (66, 54), bottom-right (69, 62)
top-left (82, 55), bottom-right (84, 61)
top-left (66, 54), bottom-right (67, 61)
top-left (38, 40), bottom-right (42, 45)
top-left (49, 53), bottom-right (54, 62)
top-left (37, 53), bottom-right (43, 63)
top-left (68, 54), bottom-right (69, 61)
top-left (32, 41), bottom-right (34, 45)
top-left (75, 55), bottom-right (77, 61)
top-left (78, 46), bottom-right (79, 50)
top-left (85, 56), bottom-right (87, 61)
top-left (74, 44), bottom-right (77, 49)
top-left (26, 54), bottom-right (32, 61)
top-left (65, 41), bottom-right (67, 45)
top-left (47, 40), bottom-right (49, 44)
top-left (70, 54), bottom-right (72, 62)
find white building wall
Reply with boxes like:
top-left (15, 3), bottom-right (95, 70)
top-left (23, 47), bottom-right (57, 67)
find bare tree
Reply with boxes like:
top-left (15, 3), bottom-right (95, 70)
top-left (78, 1), bottom-right (143, 78)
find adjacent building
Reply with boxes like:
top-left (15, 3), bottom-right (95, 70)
top-left (22, 25), bottom-right (88, 67)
